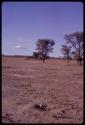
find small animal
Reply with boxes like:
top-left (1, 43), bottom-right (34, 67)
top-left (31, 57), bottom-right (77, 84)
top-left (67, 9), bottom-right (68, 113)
top-left (34, 103), bottom-right (48, 111)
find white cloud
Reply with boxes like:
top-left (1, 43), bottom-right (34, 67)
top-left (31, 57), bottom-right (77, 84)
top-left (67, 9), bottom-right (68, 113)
top-left (15, 45), bottom-right (21, 48)
top-left (15, 45), bottom-right (27, 49)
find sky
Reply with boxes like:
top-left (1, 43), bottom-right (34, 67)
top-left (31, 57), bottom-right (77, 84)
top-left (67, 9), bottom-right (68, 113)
top-left (2, 2), bottom-right (83, 57)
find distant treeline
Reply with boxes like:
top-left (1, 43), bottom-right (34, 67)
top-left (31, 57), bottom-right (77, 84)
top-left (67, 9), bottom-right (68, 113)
top-left (2, 55), bottom-right (73, 60)
top-left (2, 55), bottom-right (29, 58)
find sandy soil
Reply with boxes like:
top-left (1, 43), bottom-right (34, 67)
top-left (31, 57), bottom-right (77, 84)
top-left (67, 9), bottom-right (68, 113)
top-left (2, 56), bottom-right (83, 123)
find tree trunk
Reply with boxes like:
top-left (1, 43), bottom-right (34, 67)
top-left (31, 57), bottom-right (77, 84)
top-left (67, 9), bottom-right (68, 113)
top-left (42, 55), bottom-right (45, 63)
top-left (67, 54), bottom-right (70, 65)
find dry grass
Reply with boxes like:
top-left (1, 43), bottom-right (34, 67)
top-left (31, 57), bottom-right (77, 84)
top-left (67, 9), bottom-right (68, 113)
top-left (2, 56), bottom-right (83, 123)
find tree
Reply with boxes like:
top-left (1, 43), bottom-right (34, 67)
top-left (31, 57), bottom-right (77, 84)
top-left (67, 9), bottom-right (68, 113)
top-left (36, 39), bottom-right (55, 62)
top-left (64, 32), bottom-right (83, 65)
top-left (61, 45), bottom-right (71, 64)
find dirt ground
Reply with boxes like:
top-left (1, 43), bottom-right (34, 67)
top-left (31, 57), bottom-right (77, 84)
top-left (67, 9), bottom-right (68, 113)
top-left (2, 56), bottom-right (83, 123)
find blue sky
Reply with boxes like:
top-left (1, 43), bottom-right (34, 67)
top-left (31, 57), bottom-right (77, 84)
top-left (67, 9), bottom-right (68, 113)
top-left (2, 2), bottom-right (83, 57)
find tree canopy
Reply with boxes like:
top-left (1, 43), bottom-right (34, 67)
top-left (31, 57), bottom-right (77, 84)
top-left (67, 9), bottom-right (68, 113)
top-left (64, 32), bottom-right (83, 65)
top-left (36, 39), bottom-right (55, 62)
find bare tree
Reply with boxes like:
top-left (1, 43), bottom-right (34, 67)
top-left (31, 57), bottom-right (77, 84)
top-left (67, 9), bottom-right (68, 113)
top-left (64, 32), bottom-right (83, 65)
top-left (61, 45), bottom-right (71, 64)
top-left (36, 39), bottom-right (55, 62)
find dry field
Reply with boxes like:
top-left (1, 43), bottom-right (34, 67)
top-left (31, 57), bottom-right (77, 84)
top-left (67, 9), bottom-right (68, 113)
top-left (2, 56), bottom-right (83, 123)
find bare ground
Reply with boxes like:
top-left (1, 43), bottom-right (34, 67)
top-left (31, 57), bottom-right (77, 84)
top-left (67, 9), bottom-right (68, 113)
top-left (2, 57), bottom-right (83, 123)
